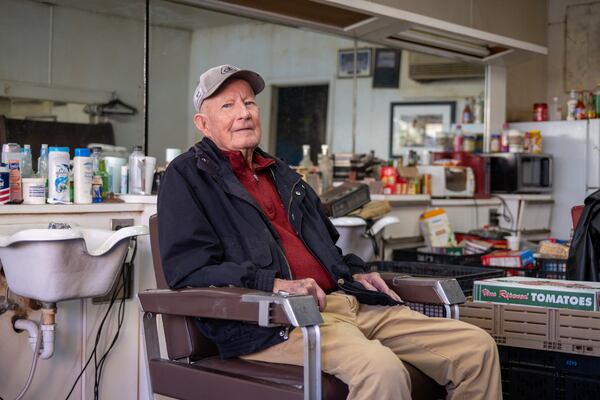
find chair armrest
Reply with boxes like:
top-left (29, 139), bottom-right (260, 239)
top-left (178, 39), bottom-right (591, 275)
top-left (138, 287), bottom-right (291, 325)
top-left (380, 272), bottom-right (466, 305)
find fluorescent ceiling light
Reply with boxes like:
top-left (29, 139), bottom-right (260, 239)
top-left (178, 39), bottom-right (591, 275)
top-left (394, 28), bottom-right (491, 57)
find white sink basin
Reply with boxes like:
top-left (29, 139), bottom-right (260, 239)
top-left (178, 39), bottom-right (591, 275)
top-left (0, 223), bottom-right (148, 302)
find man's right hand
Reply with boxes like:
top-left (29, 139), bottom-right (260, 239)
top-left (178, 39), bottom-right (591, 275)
top-left (273, 278), bottom-right (327, 312)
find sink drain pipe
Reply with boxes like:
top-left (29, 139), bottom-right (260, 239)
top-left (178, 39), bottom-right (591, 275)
top-left (12, 305), bottom-right (56, 400)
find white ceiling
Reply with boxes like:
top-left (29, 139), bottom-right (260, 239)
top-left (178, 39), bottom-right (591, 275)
top-left (32, 0), bottom-right (254, 31)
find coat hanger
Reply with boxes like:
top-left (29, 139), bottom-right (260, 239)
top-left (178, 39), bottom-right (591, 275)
top-left (84, 93), bottom-right (138, 117)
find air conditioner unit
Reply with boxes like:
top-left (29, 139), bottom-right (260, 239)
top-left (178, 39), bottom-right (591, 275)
top-left (408, 52), bottom-right (485, 82)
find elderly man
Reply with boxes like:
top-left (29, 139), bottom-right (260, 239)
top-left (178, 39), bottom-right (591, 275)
top-left (158, 65), bottom-right (502, 399)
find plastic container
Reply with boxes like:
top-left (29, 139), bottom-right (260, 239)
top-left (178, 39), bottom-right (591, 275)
top-left (20, 144), bottom-right (34, 178)
top-left (73, 148), bottom-right (92, 204)
top-left (392, 246), bottom-right (489, 267)
top-left (120, 165), bottom-right (128, 194)
top-left (104, 156), bottom-right (126, 194)
top-left (128, 146), bottom-right (145, 195)
top-left (22, 177), bottom-right (46, 205)
top-left (47, 147), bottom-right (70, 203)
top-left (535, 257), bottom-right (567, 280)
top-left (368, 260), bottom-right (504, 296)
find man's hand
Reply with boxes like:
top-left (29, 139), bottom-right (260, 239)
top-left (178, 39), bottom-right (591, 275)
top-left (353, 272), bottom-right (403, 303)
top-left (273, 278), bottom-right (327, 311)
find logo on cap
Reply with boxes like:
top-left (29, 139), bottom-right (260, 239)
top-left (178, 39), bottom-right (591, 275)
top-left (221, 65), bottom-right (238, 74)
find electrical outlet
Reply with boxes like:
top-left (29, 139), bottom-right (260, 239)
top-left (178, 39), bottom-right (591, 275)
top-left (489, 208), bottom-right (500, 227)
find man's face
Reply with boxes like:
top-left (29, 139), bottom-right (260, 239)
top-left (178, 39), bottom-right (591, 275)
top-left (194, 79), bottom-right (262, 152)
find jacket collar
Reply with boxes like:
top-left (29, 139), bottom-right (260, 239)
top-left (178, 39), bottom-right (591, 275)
top-left (193, 137), bottom-right (301, 188)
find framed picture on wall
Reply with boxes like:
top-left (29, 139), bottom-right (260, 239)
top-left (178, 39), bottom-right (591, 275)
top-left (373, 48), bottom-right (401, 88)
top-left (337, 48), bottom-right (372, 78)
top-left (389, 101), bottom-right (456, 158)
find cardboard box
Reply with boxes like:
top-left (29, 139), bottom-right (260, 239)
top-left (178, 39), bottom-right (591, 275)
top-left (474, 276), bottom-right (600, 312)
top-left (419, 208), bottom-right (456, 247)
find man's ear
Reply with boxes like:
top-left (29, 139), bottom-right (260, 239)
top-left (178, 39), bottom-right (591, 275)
top-left (193, 112), bottom-right (209, 134)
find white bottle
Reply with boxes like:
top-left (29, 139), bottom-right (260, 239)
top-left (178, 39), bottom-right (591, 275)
top-left (128, 146), bottom-right (145, 195)
top-left (73, 148), bottom-right (93, 204)
top-left (47, 147), bottom-right (70, 203)
top-left (551, 97), bottom-right (562, 121)
top-left (567, 90), bottom-right (577, 121)
top-left (317, 144), bottom-right (333, 192)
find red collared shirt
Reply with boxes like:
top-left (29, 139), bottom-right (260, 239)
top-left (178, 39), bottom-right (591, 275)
top-left (222, 150), bottom-right (335, 291)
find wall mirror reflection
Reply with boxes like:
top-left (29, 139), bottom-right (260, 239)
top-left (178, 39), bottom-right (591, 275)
top-left (148, 0), bottom-right (485, 166)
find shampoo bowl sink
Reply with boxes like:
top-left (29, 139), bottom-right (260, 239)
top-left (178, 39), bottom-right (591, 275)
top-left (0, 223), bottom-right (148, 303)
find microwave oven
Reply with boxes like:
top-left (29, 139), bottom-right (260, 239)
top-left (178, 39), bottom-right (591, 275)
top-left (487, 153), bottom-right (552, 193)
top-left (431, 152), bottom-right (491, 199)
top-left (416, 165), bottom-right (475, 198)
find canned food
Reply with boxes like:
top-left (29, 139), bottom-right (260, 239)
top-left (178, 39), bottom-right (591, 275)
top-left (533, 103), bottom-right (548, 122)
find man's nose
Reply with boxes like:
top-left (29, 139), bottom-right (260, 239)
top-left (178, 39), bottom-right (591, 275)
top-left (235, 102), bottom-right (251, 119)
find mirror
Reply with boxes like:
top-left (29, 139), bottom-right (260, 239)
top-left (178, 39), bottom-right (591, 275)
top-left (0, 0), bottom-right (146, 153)
top-left (148, 0), bottom-right (484, 165)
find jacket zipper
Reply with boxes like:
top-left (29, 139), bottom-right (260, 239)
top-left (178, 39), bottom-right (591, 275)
top-left (283, 174), bottom-right (334, 285)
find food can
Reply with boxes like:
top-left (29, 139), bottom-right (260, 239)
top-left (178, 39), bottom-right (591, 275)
top-left (529, 130), bottom-right (543, 153)
top-left (0, 166), bottom-right (9, 204)
top-left (422, 174), bottom-right (432, 195)
top-left (533, 103), bottom-right (548, 122)
top-left (490, 134), bottom-right (501, 153)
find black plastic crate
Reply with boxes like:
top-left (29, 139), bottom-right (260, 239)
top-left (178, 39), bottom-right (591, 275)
top-left (392, 246), bottom-right (488, 267)
top-left (499, 346), bottom-right (600, 400)
top-left (536, 257), bottom-right (567, 280)
top-left (368, 260), bottom-right (504, 296)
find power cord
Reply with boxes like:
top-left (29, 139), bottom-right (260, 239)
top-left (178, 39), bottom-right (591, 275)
top-left (65, 237), bottom-right (137, 400)
top-left (492, 195), bottom-right (515, 232)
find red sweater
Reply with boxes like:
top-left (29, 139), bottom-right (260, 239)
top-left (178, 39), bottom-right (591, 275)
top-left (222, 150), bottom-right (335, 291)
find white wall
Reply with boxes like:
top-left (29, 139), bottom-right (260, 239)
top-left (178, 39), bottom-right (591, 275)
top-left (188, 22), bottom-right (484, 159)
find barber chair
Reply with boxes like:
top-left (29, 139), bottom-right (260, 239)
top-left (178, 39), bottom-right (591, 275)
top-left (139, 215), bottom-right (466, 400)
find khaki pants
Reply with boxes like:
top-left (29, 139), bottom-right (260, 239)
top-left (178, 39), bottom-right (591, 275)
top-left (241, 292), bottom-right (502, 400)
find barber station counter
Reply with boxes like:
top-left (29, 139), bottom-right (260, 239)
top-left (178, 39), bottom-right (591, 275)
top-left (0, 197), bottom-right (158, 400)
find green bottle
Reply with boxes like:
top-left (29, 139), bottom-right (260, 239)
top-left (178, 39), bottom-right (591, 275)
top-left (98, 159), bottom-right (110, 200)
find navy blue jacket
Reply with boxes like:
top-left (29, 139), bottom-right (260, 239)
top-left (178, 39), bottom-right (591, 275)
top-left (157, 138), bottom-right (367, 358)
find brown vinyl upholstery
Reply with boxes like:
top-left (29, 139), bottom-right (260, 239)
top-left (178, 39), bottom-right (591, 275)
top-left (146, 214), bottom-right (445, 399)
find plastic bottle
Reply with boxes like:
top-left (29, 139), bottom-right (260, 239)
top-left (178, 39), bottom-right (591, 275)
top-left (462, 99), bottom-right (472, 124)
top-left (37, 144), bottom-right (48, 179)
top-left (20, 145), bottom-right (34, 178)
top-left (90, 146), bottom-right (103, 173)
top-left (566, 90), bottom-right (577, 121)
top-left (586, 91), bottom-right (597, 119)
top-left (473, 95), bottom-right (483, 124)
top-left (453, 124), bottom-right (464, 152)
top-left (98, 159), bottom-right (110, 200)
top-left (128, 145), bottom-right (145, 195)
top-left (47, 147), bottom-right (70, 203)
top-left (73, 148), bottom-right (93, 204)
top-left (576, 92), bottom-right (587, 120)
top-left (317, 144), bottom-right (333, 192)
top-left (551, 97), bottom-right (562, 121)
top-left (299, 144), bottom-right (314, 168)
